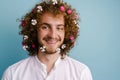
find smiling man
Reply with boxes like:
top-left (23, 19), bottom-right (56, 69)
top-left (38, 13), bottom-right (65, 54)
top-left (2, 0), bottom-right (93, 80)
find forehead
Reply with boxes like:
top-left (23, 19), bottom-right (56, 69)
top-left (39, 13), bottom-right (64, 23)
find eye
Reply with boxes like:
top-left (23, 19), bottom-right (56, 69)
top-left (57, 26), bottom-right (64, 31)
top-left (41, 25), bottom-right (49, 30)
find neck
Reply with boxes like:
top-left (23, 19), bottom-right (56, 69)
top-left (37, 50), bottom-right (61, 74)
top-left (37, 51), bottom-right (60, 64)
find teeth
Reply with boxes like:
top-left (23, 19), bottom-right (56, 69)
top-left (46, 39), bottom-right (57, 44)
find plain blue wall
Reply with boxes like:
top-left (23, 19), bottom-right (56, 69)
top-left (0, 0), bottom-right (120, 80)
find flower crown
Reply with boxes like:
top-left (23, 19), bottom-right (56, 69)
top-left (21, 0), bottom-right (79, 26)
top-left (20, 0), bottom-right (79, 50)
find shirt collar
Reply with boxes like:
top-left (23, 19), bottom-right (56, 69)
top-left (35, 55), bottom-right (46, 70)
top-left (34, 55), bottom-right (62, 70)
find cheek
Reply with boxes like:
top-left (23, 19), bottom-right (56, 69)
top-left (37, 30), bottom-right (48, 41)
top-left (60, 32), bottom-right (65, 40)
top-left (37, 31), bottom-right (43, 40)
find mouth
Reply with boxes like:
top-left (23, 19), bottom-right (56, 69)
top-left (43, 36), bottom-right (61, 45)
top-left (45, 39), bottom-right (58, 44)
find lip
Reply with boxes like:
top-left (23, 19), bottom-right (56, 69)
top-left (46, 39), bottom-right (58, 44)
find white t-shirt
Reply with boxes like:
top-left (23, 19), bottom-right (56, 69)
top-left (2, 56), bottom-right (93, 80)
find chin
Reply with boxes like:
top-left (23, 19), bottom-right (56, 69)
top-left (46, 51), bottom-right (56, 54)
top-left (46, 48), bottom-right (58, 54)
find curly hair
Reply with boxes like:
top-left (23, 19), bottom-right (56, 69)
top-left (19, 0), bottom-right (80, 57)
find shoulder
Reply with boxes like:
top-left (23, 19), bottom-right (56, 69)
top-left (63, 56), bottom-right (93, 80)
top-left (65, 56), bottom-right (88, 69)
top-left (2, 56), bottom-right (35, 79)
top-left (8, 56), bottom-right (34, 70)
top-left (64, 56), bottom-right (92, 75)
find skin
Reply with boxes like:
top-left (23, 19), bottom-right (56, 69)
top-left (37, 13), bottom-right (65, 74)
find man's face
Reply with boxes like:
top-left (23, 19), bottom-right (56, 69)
top-left (37, 13), bottom-right (65, 53)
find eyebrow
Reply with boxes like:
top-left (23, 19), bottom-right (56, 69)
top-left (37, 23), bottom-right (50, 28)
top-left (40, 23), bottom-right (64, 27)
top-left (57, 24), bottom-right (64, 27)
top-left (40, 23), bottom-right (50, 26)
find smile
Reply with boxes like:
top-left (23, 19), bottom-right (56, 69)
top-left (46, 39), bottom-right (58, 44)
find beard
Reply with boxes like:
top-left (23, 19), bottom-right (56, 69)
top-left (39, 45), bottom-right (61, 54)
top-left (46, 49), bottom-right (58, 54)
top-left (38, 36), bottom-right (63, 54)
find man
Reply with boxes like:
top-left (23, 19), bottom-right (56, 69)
top-left (2, 0), bottom-right (93, 80)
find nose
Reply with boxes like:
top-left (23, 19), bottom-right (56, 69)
top-left (48, 28), bottom-right (56, 38)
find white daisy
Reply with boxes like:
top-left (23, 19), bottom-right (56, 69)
top-left (31, 19), bottom-right (37, 25)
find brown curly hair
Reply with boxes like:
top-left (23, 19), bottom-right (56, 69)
top-left (19, 0), bottom-right (80, 57)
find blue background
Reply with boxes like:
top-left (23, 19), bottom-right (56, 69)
top-left (0, 0), bottom-right (120, 80)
